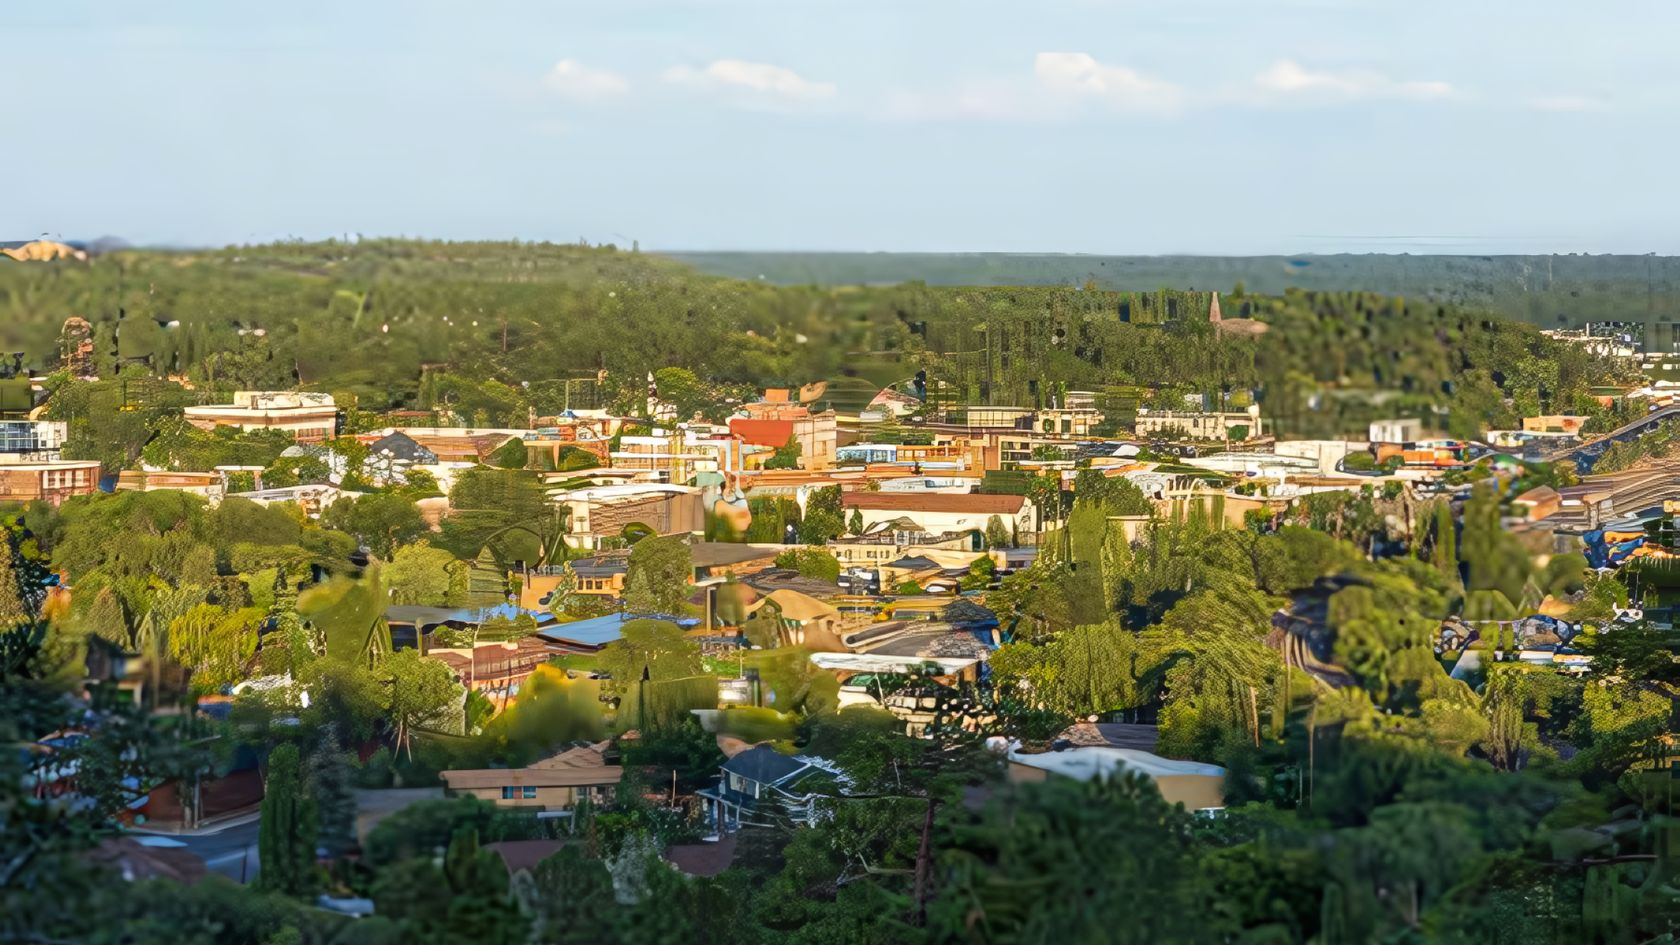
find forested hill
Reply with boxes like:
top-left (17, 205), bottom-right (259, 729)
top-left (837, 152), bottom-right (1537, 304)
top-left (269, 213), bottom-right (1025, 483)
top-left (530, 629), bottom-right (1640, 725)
top-left (667, 251), bottom-right (1680, 338)
top-left (0, 240), bottom-right (1632, 445)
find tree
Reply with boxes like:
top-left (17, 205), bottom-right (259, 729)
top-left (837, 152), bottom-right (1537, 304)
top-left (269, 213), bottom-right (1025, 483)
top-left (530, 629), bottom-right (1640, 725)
top-left (983, 514), bottom-right (1011, 550)
top-left (765, 435), bottom-right (802, 470)
top-left (386, 543), bottom-right (468, 606)
top-left (258, 743), bottom-right (318, 896)
top-left (487, 437), bottom-right (529, 469)
top-left (597, 619), bottom-right (703, 697)
top-left (381, 648), bottom-right (460, 758)
top-left (623, 535), bottom-right (692, 615)
top-left (321, 493), bottom-right (426, 558)
top-left (0, 546), bottom-right (27, 628)
top-left (774, 547), bottom-right (841, 583)
top-left (519, 846), bottom-right (621, 945)
top-left (308, 735), bottom-right (357, 857)
top-left (849, 508), bottom-right (866, 537)
top-left (799, 486), bottom-right (845, 545)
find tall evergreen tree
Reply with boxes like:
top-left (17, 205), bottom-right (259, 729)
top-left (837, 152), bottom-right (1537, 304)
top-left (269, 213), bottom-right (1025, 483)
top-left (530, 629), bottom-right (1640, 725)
top-left (0, 545), bottom-right (26, 627)
top-left (258, 743), bottom-right (318, 896)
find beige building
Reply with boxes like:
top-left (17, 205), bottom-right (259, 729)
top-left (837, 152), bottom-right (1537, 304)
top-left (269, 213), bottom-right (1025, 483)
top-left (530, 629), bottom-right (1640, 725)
top-left (116, 469), bottom-right (223, 499)
top-left (1133, 409), bottom-right (1260, 441)
top-left (1005, 746), bottom-right (1225, 811)
top-left (0, 458), bottom-right (100, 506)
top-left (441, 741), bottom-right (622, 810)
top-left (184, 391), bottom-right (338, 441)
top-left (840, 492), bottom-right (1032, 538)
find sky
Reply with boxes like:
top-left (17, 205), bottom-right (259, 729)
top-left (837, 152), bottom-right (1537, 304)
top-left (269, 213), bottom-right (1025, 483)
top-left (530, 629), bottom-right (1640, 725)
top-left (2, 0), bottom-right (1668, 254)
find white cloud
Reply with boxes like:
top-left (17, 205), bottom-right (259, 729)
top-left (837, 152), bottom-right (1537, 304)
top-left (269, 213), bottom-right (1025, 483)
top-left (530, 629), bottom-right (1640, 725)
top-left (1034, 52), bottom-right (1183, 111)
top-left (1249, 59), bottom-right (1452, 103)
top-left (542, 59), bottom-right (629, 101)
top-left (662, 59), bottom-right (836, 105)
top-left (1529, 94), bottom-right (1605, 112)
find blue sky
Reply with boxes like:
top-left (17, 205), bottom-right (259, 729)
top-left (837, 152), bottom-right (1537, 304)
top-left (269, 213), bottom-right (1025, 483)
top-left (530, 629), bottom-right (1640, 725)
top-left (2, 0), bottom-right (1664, 253)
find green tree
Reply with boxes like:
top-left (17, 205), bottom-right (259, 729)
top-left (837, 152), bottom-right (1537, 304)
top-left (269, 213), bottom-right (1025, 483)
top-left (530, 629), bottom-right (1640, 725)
top-left (487, 436), bottom-right (529, 469)
top-left (597, 619), bottom-right (703, 698)
top-left (765, 435), bottom-right (802, 470)
top-left (386, 542), bottom-right (468, 606)
top-left (983, 514), bottom-right (1011, 550)
top-left (321, 493), bottom-right (426, 558)
top-left (381, 648), bottom-right (460, 758)
top-left (774, 547), bottom-right (841, 583)
top-left (258, 743), bottom-right (318, 896)
top-left (798, 485), bottom-right (845, 544)
top-left (623, 535), bottom-right (692, 615)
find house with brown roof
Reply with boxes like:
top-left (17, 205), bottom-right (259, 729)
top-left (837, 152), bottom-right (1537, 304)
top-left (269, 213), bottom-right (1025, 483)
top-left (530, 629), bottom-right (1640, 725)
top-left (840, 491), bottom-right (1032, 539)
top-left (440, 741), bottom-right (622, 810)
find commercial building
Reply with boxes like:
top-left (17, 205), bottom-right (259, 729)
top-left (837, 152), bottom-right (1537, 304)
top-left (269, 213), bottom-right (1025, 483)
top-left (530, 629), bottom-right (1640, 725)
top-left (1134, 409), bottom-right (1261, 441)
top-left (184, 391), bottom-right (338, 441)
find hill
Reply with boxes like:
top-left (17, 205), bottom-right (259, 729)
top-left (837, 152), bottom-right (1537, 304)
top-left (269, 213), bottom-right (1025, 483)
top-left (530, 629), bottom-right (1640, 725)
top-left (666, 251), bottom-right (1680, 345)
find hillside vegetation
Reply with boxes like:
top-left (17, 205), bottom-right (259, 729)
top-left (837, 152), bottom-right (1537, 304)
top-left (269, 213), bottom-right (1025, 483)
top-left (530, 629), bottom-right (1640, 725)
top-left (0, 240), bottom-right (1629, 440)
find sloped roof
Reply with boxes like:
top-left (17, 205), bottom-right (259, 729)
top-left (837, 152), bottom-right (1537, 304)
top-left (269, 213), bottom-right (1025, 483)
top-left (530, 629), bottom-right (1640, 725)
top-left (721, 744), bottom-right (810, 786)
top-left (729, 418), bottom-right (796, 449)
top-left (748, 588), bottom-right (840, 622)
top-left (841, 492), bottom-right (1025, 514)
top-left (368, 432), bottom-right (437, 464)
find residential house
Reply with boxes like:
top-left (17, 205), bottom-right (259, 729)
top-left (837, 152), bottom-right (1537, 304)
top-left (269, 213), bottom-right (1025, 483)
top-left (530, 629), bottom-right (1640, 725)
top-left (520, 554), bottom-right (629, 611)
top-left (742, 589), bottom-right (848, 650)
top-left (442, 741), bottom-right (622, 810)
top-left (840, 492), bottom-right (1032, 540)
top-left (184, 391), bottom-right (338, 441)
top-left (698, 745), bottom-right (834, 834)
top-left (1005, 745), bottom-right (1226, 811)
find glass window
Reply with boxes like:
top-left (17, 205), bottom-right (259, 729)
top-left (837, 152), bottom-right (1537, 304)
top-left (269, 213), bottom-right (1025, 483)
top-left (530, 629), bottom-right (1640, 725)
top-left (522, 786), bottom-right (537, 799)
top-left (502, 786), bottom-right (516, 800)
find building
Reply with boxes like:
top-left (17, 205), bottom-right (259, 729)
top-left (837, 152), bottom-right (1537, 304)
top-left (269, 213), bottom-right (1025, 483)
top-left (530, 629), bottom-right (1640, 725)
top-left (0, 459), bottom-right (100, 505)
top-left (1522, 415), bottom-right (1589, 436)
top-left (1368, 419), bottom-right (1423, 444)
top-left (115, 469), bottom-right (223, 499)
top-left (742, 589), bottom-right (848, 650)
top-left (184, 391), bottom-right (338, 441)
top-left (557, 484), bottom-right (706, 549)
top-left (840, 492), bottom-right (1032, 539)
top-left (1004, 745), bottom-right (1226, 811)
top-left (441, 741), bottom-right (622, 810)
top-left (732, 390), bottom-right (838, 469)
top-left (0, 419), bottom-right (65, 460)
top-left (1134, 409), bottom-right (1260, 441)
top-left (698, 745), bottom-right (832, 834)
top-left (956, 405), bottom-right (1035, 429)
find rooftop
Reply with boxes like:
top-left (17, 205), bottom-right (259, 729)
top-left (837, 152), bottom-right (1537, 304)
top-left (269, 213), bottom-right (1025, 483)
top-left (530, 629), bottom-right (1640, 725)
top-left (840, 492), bottom-right (1025, 514)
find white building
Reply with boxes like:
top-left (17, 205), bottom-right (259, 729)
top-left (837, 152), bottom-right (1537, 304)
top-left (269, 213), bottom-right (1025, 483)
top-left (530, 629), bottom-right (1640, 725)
top-left (185, 391), bottom-right (338, 441)
top-left (1368, 419), bottom-right (1422, 445)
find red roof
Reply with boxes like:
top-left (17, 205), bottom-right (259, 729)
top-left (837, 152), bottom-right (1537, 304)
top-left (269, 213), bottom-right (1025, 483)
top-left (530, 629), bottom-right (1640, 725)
top-left (730, 418), bottom-right (796, 449)
top-left (841, 492), bottom-right (1025, 514)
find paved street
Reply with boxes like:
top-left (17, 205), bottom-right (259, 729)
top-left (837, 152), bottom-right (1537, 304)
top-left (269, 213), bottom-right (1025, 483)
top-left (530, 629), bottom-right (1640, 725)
top-left (131, 812), bottom-right (261, 883)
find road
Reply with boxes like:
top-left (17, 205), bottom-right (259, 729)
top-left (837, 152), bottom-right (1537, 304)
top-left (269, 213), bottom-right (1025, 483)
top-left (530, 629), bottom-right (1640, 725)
top-left (131, 812), bottom-right (261, 883)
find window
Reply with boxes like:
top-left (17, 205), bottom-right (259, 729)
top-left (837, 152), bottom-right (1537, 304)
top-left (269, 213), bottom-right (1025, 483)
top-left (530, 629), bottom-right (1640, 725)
top-left (502, 785), bottom-right (538, 800)
top-left (502, 786), bottom-right (516, 799)
top-left (523, 786), bottom-right (537, 799)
